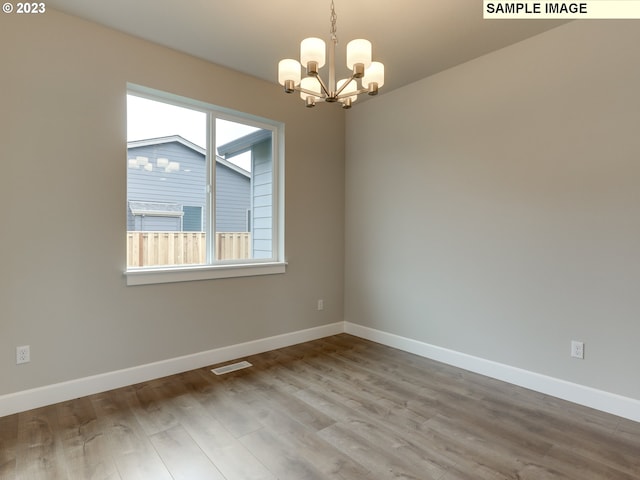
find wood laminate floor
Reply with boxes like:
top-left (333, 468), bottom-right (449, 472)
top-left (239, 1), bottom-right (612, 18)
top-left (1, 334), bottom-right (639, 479)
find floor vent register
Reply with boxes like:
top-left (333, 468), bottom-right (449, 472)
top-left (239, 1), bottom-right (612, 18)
top-left (211, 360), bottom-right (253, 375)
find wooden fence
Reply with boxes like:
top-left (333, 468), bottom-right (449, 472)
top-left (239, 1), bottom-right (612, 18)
top-left (127, 232), bottom-right (251, 267)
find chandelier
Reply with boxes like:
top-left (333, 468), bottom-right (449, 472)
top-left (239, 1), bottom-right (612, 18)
top-left (277, 0), bottom-right (385, 109)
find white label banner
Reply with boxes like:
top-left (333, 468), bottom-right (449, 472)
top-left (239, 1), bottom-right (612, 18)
top-left (483, 1), bottom-right (640, 19)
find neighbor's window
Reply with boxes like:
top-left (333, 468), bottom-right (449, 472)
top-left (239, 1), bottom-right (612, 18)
top-left (125, 85), bottom-right (284, 285)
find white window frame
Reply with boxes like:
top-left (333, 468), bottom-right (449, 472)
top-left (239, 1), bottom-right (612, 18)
top-left (125, 84), bottom-right (285, 285)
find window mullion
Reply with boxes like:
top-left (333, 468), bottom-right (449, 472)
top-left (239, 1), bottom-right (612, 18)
top-left (207, 112), bottom-right (216, 264)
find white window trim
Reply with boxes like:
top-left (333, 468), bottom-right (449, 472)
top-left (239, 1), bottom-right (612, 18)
top-left (125, 261), bottom-right (287, 286)
top-left (125, 84), bottom-right (286, 285)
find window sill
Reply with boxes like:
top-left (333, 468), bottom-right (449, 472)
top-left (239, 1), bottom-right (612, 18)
top-left (125, 261), bottom-right (287, 286)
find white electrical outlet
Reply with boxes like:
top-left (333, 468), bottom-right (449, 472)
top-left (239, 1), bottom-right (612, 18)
top-left (571, 340), bottom-right (584, 359)
top-left (317, 299), bottom-right (324, 311)
top-left (16, 345), bottom-right (30, 364)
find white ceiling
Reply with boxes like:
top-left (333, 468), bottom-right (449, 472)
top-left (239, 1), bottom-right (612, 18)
top-left (47, 0), bottom-right (567, 96)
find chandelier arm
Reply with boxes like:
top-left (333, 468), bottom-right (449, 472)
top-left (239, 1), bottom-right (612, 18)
top-left (334, 75), bottom-right (357, 98)
top-left (313, 75), bottom-right (331, 98)
top-left (297, 85), bottom-right (327, 99)
top-left (339, 87), bottom-right (371, 98)
top-left (335, 83), bottom-right (380, 100)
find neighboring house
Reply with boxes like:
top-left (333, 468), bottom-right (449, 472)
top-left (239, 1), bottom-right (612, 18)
top-left (127, 132), bottom-right (273, 260)
top-left (127, 135), bottom-right (251, 234)
top-left (217, 129), bottom-right (273, 259)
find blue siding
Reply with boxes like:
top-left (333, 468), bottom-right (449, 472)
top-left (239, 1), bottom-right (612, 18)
top-left (251, 138), bottom-right (273, 259)
top-left (216, 165), bottom-right (250, 232)
top-left (127, 138), bottom-right (250, 233)
top-left (135, 215), bottom-right (181, 231)
top-left (127, 141), bottom-right (206, 231)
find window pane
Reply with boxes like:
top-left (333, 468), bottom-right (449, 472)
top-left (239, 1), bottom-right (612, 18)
top-left (183, 206), bottom-right (203, 232)
top-left (215, 119), bottom-right (273, 261)
top-left (125, 86), bottom-right (282, 282)
top-left (126, 95), bottom-right (207, 267)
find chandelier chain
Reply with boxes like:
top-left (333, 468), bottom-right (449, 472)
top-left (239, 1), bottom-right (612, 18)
top-left (330, 0), bottom-right (337, 42)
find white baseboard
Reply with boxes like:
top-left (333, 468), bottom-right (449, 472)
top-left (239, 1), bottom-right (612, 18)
top-left (3, 320), bottom-right (639, 423)
top-left (344, 322), bottom-right (640, 423)
top-left (0, 322), bottom-right (344, 418)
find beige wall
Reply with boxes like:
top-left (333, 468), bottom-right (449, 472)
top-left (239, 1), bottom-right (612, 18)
top-left (345, 21), bottom-right (640, 400)
top-left (0, 10), bottom-right (344, 395)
